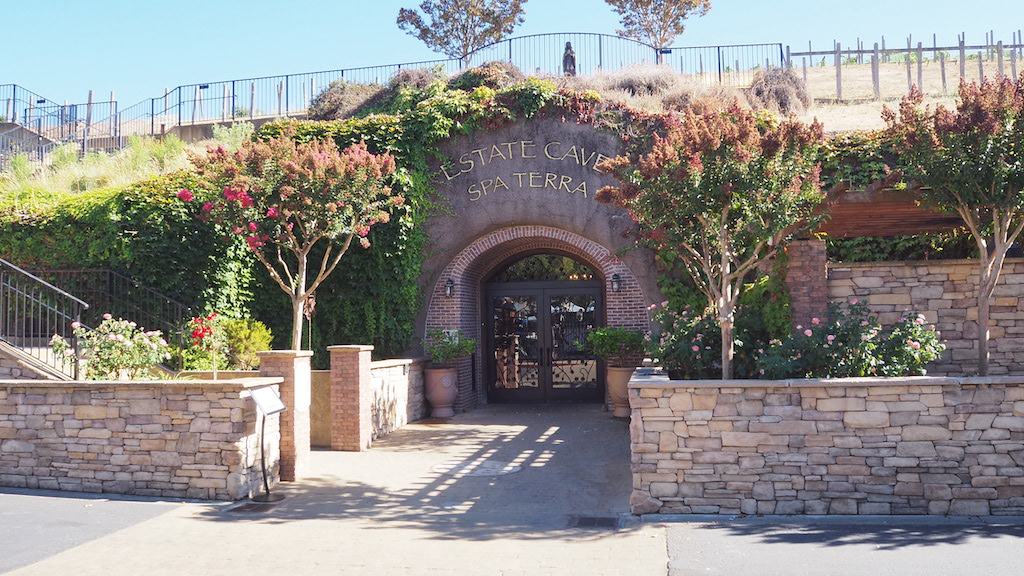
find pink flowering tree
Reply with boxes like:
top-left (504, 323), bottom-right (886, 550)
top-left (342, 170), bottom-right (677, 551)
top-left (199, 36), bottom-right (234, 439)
top-left (884, 78), bottom-right (1024, 376)
top-left (597, 103), bottom-right (827, 378)
top-left (183, 133), bottom-right (401, 349)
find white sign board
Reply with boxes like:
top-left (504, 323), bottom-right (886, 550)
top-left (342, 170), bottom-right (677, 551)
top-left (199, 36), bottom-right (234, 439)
top-left (249, 385), bottom-right (286, 415)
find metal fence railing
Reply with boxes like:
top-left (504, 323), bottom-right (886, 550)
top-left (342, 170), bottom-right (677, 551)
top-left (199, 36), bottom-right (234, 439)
top-left (0, 84), bottom-right (62, 126)
top-left (661, 42), bottom-right (786, 86)
top-left (470, 32), bottom-right (658, 75)
top-left (115, 56), bottom-right (458, 139)
top-left (0, 34), bottom-right (786, 163)
top-left (33, 269), bottom-right (193, 370)
top-left (0, 258), bottom-right (89, 379)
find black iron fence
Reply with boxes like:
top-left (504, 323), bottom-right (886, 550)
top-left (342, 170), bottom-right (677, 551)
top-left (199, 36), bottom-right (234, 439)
top-left (33, 269), bottom-right (193, 369)
top-left (0, 259), bottom-right (89, 378)
top-left (1, 34), bottom-right (785, 157)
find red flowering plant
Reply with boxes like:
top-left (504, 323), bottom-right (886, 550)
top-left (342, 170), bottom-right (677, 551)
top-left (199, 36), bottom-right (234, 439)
top-left (182, 129), bottom-right (401, 349)
top-left (188, 312), bottom-right (227, 376)
top-left (597, 102), bottom-right (827, 378)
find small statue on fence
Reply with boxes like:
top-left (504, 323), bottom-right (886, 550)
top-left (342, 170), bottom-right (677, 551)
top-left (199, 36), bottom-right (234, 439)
top-left (563, 42), bottom-right (577, 77)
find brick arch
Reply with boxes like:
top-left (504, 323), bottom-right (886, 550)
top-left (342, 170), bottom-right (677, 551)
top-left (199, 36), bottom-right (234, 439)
top-left (424, 225), bottom-right (650, 410)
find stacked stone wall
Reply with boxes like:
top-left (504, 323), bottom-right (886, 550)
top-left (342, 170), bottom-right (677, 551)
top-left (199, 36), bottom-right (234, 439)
top-left (0, 353), bottom-right (43, 380)
top-left (369, 359), bottom-right (427, 439)
top-left (630, 374), bottom-right (1024, 516)
top-left (0, 378), bottom-right (281, 500)
top-left (828, 258), bottom-right (1024, 376)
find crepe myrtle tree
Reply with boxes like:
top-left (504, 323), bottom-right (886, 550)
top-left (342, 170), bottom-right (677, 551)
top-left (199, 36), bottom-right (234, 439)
top-left (397, 0), bottom-right (528, 66)
top-left (183, 132), bottom-right (401, 350)
top-left (884, 78), bottom-right (1024, 376)
top-left (597, 102), bottom-right (826, 378)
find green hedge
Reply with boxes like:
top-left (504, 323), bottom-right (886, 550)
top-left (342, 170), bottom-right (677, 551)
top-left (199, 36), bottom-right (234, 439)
top-left (0, 172), bottom-right (255, 317)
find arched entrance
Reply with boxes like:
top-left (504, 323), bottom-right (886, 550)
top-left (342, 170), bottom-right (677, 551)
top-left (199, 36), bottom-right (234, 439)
top-left (423, 225), bottom-right (651, 411)
top-left (486, 253), bottom-right (602, 403)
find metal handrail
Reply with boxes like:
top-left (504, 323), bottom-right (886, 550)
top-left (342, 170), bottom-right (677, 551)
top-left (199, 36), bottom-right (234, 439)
top-left (33, 269), bottom-right (193, 370)
top-left (0, 258), bottom-right (89, 378)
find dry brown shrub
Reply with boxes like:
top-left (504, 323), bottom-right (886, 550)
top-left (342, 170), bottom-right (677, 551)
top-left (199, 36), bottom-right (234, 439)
top-left (604, 64), bottom-right (679, 96)
top-left (390, 67), bottom-right (446, 89)
top-left (662, 83), bottom-right (750, 112)
top-left (449, 61), bottom-right (526, 90)
top-left (307, 80), bottom-right (385, 120)
top-left (745, 68), bottom-right (812, 115)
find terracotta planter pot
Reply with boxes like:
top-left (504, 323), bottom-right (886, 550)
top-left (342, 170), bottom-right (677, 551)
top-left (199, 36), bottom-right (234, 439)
top-left (424, 366), bottom-right (459, 418)
top-left (606, 366), bottom-right (636, 418)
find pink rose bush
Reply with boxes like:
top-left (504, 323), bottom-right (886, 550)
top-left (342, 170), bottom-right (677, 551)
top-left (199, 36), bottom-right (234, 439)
top-left (755, 300), bottom-right (944, 379)
top-left (50, 315), bottom-right (170, 380)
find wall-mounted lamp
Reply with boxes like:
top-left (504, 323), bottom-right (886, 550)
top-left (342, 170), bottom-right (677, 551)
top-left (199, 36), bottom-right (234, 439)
top-left (445, 278), bottom-right (455, 298)
top-left (610, 273), bottom-right (622, 293)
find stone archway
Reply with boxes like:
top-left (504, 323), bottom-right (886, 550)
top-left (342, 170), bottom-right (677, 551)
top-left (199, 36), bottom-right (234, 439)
top-left (424, 225), bottom-right (650, 411)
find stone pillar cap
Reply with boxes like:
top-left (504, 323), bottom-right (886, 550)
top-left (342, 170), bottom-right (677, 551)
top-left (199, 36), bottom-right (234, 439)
top-left (257, 350), bottom-right (315, 358)
top-left (326, 345), bottom-right (375, 352)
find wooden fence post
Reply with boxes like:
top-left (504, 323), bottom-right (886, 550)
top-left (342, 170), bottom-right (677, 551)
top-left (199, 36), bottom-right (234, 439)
top-left (998, 41), bottom-right (1004, 76)
top-left (940, 51), bottom-right (948, 95)
top-left (82, 90), bottom-right (93, 156)
top-left (835, 42), bottom-right (842, 101)
top-left (872, 43), bottom-right (881, 100)
top-left (979, 53), bottom-right (985, 82)
top-left (960, 38), bottom-right (967, 80)
top-left (906, 38), bottom-right (913, 92)
top-left (917, 42), bottom-right (924, 91)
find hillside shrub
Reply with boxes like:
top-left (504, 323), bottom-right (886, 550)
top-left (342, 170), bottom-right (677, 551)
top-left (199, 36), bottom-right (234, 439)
top-left (745, 68), bottom-right (811, 115)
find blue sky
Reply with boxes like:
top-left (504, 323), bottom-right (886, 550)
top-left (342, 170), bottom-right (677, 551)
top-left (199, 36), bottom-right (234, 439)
top-left (5, 0), bottom-right (1019, 106)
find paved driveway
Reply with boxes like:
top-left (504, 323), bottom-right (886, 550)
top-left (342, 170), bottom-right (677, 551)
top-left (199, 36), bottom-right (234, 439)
top-left (2, 404), bottom-right (666, 575)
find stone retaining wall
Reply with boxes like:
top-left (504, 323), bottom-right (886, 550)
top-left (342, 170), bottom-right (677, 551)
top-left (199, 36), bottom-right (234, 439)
top-left (629, 373), bottom-right (1024, 516)
top-left (369, 358), bottom-right (427, 440)
top-left (827, 258), bottom-right (1024, 376)
top-left (0, 378), bottom-right (282, 500)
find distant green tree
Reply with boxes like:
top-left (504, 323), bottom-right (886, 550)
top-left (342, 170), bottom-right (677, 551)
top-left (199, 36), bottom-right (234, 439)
top-left (884, 78), bottom-right (1024, 376)
top-left (397, 0), bottom-right (528, 66)
top-left (604, 0), bottom-right (711, 62)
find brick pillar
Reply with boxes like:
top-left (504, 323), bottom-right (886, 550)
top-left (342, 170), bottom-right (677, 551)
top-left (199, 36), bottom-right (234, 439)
top-left (258, 350), bottom-right (312, 481)
top-left (327, 345), bottom-right (374, 451)
top-left (786, 238), bottom-right (829, 331)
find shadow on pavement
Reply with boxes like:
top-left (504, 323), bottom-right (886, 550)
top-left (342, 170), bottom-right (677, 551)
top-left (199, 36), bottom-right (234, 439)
top-left (192, 404), bottom-right (638, 542)
top-left (691, 517), bottom-right (1024, 550)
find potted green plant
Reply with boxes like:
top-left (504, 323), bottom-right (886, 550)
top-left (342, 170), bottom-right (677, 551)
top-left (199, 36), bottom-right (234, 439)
top-left (585, 326), bottom-right (645, 417)
top-left (423, 328), bottom-right (477, 418)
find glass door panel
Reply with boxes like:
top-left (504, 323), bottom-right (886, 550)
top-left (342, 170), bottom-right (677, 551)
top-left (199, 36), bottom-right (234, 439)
top-left (548, 293), bottom-right (599, 399)
top-left (491, 294), bottom-right (542, 401)
top-left (487, 287), bottom-right (602, 403)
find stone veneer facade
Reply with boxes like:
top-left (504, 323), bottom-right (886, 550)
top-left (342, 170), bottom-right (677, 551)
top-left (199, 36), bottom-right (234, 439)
top-left (630, 373), bottom-right (1024, 516)
top-left (828, 258), bottom-right (1024, 376)
top-left (0, 378), bottom-right (282, 500)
